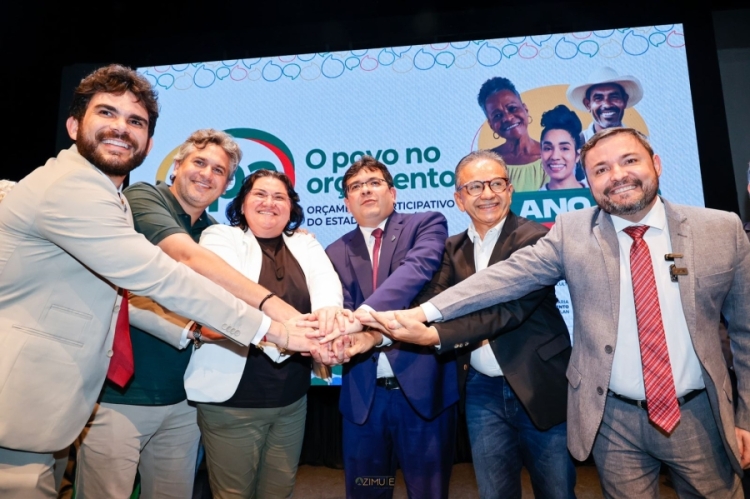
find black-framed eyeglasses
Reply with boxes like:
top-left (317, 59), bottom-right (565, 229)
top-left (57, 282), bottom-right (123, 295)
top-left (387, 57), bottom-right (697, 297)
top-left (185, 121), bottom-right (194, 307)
top-left (346, 178), bottom-right (388, 194)
top-left (456, 177), bottom-right (510, 196)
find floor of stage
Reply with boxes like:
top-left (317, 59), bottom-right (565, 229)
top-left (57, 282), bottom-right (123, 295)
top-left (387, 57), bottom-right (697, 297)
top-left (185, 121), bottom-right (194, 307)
top-left (290, 462), bottom-right (679, 498)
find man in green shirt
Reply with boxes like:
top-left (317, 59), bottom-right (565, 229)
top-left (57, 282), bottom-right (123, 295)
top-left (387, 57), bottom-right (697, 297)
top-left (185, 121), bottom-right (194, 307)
top-left (74, 129), bottom-right (301, 498)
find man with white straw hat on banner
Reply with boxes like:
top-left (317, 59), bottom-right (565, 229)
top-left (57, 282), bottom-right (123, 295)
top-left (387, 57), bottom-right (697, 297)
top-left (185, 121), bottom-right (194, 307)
top-left (567, 67), bottom-right (644, 142)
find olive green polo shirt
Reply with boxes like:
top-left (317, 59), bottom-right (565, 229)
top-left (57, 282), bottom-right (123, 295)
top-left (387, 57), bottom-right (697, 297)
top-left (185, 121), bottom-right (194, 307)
top-left (100, 181), bottom-right (217, 406)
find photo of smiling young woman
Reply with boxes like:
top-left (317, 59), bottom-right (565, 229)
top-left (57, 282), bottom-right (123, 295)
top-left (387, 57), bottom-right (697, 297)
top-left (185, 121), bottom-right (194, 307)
top-left (539, 105), bottom-right (588, 191)
top-left (478, 76), bottom-right (548, 192)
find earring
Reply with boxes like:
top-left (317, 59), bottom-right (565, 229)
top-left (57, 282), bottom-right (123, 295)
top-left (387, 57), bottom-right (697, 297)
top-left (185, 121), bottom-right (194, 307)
top-left (493, 132), bottom-right (500, 140)
top-left (528, 115), bottom-right (533, 124)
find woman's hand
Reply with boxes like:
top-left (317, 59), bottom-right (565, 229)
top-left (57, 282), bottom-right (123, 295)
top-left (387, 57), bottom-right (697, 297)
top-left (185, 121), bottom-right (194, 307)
top-left (298, 308), bottom-right (362, 342)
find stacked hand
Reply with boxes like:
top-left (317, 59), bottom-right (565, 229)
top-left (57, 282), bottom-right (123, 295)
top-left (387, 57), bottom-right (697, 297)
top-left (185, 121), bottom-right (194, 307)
top-left (364, 307), bottom-right (441, 347)
top-left (266, 316), bottom-right (319, 353)
top-left (292, 307), bottom-right (391, 366)
top-left (297, 307), bottom-right (363, 342)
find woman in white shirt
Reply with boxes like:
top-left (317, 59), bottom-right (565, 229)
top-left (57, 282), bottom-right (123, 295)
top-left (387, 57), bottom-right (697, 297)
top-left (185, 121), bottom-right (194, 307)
top-left (184, 169), bottom-right (343, 499)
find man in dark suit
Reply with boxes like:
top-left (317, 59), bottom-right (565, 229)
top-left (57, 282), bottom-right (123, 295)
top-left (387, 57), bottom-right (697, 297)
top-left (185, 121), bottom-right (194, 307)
top-left (414, 150), bottom-right (575, 499)
top-left (324, 156), bottom-right (457, 498)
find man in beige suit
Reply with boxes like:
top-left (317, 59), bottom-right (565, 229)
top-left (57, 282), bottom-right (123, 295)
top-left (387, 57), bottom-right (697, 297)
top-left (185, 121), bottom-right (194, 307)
top-left (369, 128), bottom-right (750, 498)
top-left (0, 65), bottom-right (313, 498)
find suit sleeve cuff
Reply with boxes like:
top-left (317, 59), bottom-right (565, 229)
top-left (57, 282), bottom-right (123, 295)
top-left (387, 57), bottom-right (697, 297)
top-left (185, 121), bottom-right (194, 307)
top-left (421, 302), bottom-right (443, 323)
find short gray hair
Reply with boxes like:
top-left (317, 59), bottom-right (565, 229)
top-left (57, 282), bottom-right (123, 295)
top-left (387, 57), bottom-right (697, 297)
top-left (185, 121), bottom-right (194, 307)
top-left (0, 180), bottom-right (16, 203)
top-left (454, 150), bottom-right (509, 189)
top-left (171, 129), bottom-right (242, 181)
top-left (580, 127), bottom-right (653, 170)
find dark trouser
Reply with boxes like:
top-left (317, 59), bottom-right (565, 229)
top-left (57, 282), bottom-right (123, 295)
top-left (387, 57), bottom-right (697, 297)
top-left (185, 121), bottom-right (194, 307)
top-left (342, 382), bottom-right (456, 499)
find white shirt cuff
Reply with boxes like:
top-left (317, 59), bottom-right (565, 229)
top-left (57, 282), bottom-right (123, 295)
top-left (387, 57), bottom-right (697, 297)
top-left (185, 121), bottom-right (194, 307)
top-left (421, 302), bottom-right (443, 323)
top-left (377, 334), bottom-right (393, 347)
top-left (251, 315), bottom-right (272, 345)
top-left (358, 305), bottom-right (392, 347)
top-left (180, 321), bottom-right (194, 349)
top-left (259, 344), bottom-right (291, 364)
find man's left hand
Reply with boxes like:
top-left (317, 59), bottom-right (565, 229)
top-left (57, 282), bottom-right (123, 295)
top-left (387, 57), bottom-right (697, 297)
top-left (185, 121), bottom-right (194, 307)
top-left (369, 311), bottom-right (440, 346)
top-left (735, 427), bottom-right (750, 468)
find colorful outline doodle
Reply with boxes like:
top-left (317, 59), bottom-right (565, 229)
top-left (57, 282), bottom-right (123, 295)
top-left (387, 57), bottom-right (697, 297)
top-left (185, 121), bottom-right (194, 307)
top-left (138, 25), bottom-right (686, 91)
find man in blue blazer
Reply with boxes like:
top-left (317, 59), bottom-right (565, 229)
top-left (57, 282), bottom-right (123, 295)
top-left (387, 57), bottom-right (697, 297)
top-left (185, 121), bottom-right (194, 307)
top-left (325, 156), bottom-right (458, 498)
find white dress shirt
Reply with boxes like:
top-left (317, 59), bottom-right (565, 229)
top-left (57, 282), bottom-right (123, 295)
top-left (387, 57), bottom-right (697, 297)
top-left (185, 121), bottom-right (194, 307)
top-left (466, 220), bottom-right (506, 376)
top-left (358, 219), bottom-right (396, 378)
top-left (608, 198), bottom-right (704, 399)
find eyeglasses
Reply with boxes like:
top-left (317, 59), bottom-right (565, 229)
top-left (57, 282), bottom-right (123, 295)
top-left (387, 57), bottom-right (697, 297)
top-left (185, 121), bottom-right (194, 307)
top-left (346, 178), bottom-right (388, 194)
top-left (249, 190), bottom-right (290, 204)
top-left (456, 177), bottom-right (510, 196)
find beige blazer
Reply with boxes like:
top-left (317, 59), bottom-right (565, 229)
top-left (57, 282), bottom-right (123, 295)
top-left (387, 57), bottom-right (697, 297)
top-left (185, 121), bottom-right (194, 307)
top-left (430, 199), bottom-right (750, 473)
top-left (0, 146), bottom-right (266, 453)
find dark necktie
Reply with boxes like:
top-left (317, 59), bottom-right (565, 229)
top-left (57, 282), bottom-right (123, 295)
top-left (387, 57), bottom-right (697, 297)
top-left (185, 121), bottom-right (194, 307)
top-left (371, 228), bottom-right (384, 292)
top-left (623, 225), bottom-right (680, 434)
top-left (106, 290), bottom-right (135, 388)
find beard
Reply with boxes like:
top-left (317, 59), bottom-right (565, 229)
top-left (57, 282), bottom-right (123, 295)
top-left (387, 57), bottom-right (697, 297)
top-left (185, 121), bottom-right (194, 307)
top-left (594, 175), bottom-right (659, 217)
top-left (76, 129), bottom-right (148, 177)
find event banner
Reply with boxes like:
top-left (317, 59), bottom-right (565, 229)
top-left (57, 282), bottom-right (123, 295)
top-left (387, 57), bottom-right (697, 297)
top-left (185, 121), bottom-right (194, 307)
top-left (135, 24), bottom-right (701, 384)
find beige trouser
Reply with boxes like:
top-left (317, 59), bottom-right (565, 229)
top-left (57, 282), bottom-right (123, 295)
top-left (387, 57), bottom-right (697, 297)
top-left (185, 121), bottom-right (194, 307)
top-left (75, 400), bottom-right (200, 499)
top-left (197, 396), bottom-right (307, 499)
top-left (0, 446), bottom-right (57, 498)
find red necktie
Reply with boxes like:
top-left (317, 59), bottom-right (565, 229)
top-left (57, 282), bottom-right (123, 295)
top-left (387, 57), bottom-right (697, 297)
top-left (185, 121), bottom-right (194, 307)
top-left (623, 225), bottom-right (680, 434)
top-left (106, 290), bottom-right (135, 388)
top-left (371, 228), bottom-right (384, 292)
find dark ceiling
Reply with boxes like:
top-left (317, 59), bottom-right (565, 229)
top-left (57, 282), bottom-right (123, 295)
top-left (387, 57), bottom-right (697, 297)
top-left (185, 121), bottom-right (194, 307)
top-left (1, 0), bottom-right (747, 181)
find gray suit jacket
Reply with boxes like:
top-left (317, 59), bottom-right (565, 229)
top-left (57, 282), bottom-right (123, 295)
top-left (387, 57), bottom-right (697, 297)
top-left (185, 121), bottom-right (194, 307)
top-left (430, 198), bottom-right (750, 473)
top-left (0, 146), bottom-right (265, 453)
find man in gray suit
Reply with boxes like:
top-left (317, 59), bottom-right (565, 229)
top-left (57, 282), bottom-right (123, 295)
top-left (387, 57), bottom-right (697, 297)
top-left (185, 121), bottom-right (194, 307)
top-left (370, 128), bottom-right (750, 498)
top-left (0, 65), bottom-right (313, 498)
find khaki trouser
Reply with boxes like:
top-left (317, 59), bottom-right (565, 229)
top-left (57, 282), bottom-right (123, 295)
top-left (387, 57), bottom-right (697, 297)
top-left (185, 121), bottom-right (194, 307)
top-left (0, 446), bottom-right (57, 498)
top-left (197, 396), bottom-right (307, 499)
top-left (75, 400), bottom-right (200, 499)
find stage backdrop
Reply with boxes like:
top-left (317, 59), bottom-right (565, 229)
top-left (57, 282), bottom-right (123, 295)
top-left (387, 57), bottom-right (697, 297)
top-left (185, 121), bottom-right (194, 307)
top-left (134, 24), bottom-right (702, 385)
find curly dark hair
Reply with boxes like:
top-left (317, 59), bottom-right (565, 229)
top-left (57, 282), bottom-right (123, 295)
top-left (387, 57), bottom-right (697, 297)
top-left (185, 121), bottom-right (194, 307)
top-left (342, 155), bottom-right (394, 198)
top-left (540, 105), bottom-right (585, 181)
top-left (225, 169), bottom-right (304, 236)
top-left (477, 76), bottom-right (520, 115)
top-left (69, 65), bottom-right (160, 138)
top-left (540, 105), bottom-right (584, 149)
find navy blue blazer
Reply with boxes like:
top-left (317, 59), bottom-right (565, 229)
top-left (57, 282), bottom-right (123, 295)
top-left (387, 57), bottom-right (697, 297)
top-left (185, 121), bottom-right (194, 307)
top-left (326, 211), bottom-right (458, 424)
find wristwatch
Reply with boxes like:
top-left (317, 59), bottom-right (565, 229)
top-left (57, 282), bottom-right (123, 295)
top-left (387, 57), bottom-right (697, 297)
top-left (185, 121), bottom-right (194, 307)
top-left (191, 322), bottom-right (203, 349)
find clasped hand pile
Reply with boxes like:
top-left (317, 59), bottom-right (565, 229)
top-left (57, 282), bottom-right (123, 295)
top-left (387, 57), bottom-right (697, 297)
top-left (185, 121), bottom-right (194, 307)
top-left (283, 306), bottom-right (443, 366)
top-left (190, 304), bottom-right (444, 364)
